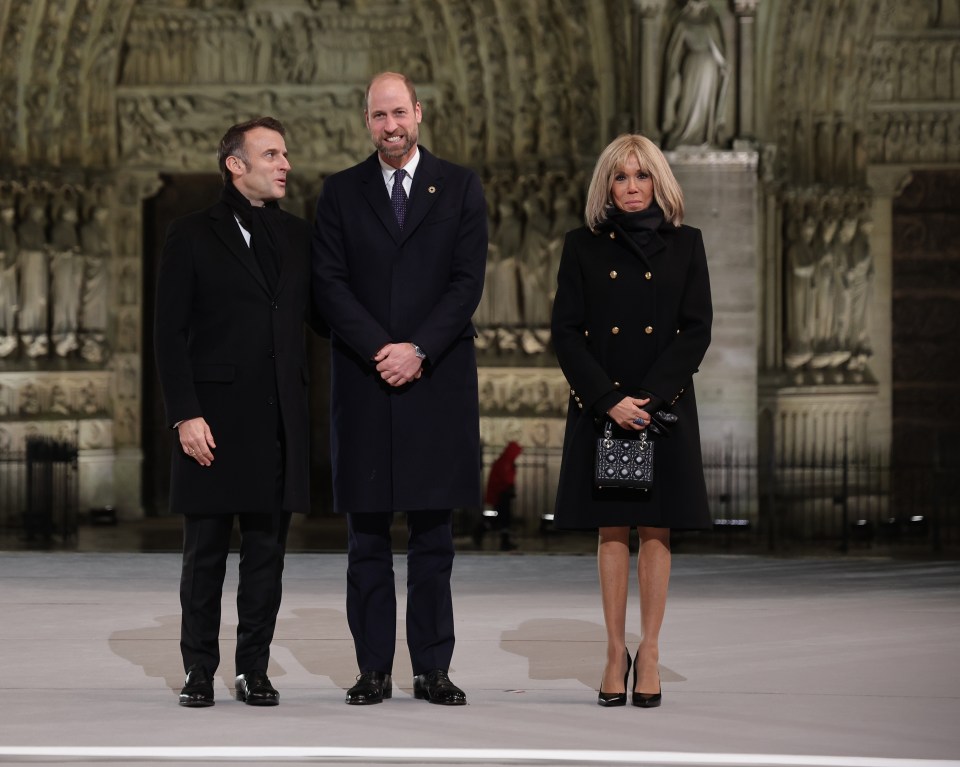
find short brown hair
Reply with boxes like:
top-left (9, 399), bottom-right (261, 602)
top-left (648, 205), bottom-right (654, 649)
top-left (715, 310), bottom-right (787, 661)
top-left (364, 72), bottom-right (419, 111)
top-left (584, 134), bottom-right (685, 229)
top-left (217, 117), bottom-right (286, 184)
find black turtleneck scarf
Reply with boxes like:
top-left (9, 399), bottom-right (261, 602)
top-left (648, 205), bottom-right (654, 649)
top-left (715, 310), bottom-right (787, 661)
top-left (220, 181), bottom-right (284, 291)
top-left (599, 203), bottom-right (665, 268)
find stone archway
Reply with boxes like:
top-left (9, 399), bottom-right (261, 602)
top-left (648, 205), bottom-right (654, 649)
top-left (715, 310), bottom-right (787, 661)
top-left (2, 0), bottom-right (956, 528)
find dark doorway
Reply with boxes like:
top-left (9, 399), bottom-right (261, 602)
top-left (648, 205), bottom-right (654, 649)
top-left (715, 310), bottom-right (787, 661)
top-left (891, 170), bottom-right (960, 535)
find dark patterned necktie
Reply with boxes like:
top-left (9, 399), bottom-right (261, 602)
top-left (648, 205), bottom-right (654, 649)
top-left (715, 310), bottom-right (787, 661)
top-left (391, 168), bottom-right (408, 229)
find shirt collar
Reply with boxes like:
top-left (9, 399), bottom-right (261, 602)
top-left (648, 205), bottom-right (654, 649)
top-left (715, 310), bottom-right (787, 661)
top-left (378, 146), bottom-right (420, 184)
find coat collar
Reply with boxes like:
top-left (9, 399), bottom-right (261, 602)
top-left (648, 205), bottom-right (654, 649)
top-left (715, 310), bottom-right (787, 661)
top-left (360, 146), bottom-right (444, 245)
top-left (603, 220), bottom-right (667, 269)
top-left (209, 200), bottom-right (285, 297)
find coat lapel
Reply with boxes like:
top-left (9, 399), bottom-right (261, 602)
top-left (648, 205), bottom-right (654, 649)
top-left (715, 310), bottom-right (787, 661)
top-left (360, 148), bottom-right (445, 246)
top-left (209, 202), bottom-right (271, 295)
top-left (359, 154), bottom-right (403, 244)
top-left (400, 148), bottom-right (443, 244)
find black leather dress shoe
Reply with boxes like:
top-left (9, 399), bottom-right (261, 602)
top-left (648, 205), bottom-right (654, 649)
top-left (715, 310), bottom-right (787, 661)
top-left (345, 671), bottom-right (392, 705)
top-left (179, 665), bottom-right (214, 708)
top-left (235, 670), bottom-right (279, 706)
top-left (413, 670), bottom-right (466, 706)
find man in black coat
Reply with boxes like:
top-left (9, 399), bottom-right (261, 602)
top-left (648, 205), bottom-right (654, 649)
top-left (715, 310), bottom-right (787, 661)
top-left (154, 117), bottom-right (313, 708)
top-left (312, 72), bottom-right (487, 706)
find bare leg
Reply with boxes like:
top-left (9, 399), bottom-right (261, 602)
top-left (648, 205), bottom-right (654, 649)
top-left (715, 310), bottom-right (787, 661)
top-left (634, 526), bottom-right (670, 694)
top-left (598, 526), bottom-right (630, 692)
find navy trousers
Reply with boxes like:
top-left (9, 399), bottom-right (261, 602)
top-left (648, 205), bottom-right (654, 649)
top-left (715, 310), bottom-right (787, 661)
top-left (346, 510), bottom-right (455, 676)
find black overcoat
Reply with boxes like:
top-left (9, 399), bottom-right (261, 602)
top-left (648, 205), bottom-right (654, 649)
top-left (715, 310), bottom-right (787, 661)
top-left (154, 200), bottom-right (313, 516)
top-left (312, 148), bottom-right (487, 514)
top-left (551, 221), bottom-right (713, 530)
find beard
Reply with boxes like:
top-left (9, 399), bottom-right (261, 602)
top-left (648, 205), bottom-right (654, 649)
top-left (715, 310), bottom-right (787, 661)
top-left (375, 128), bottom-right (418, 160)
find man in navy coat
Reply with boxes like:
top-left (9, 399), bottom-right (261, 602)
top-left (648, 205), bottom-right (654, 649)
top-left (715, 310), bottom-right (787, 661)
top-left (312, 72), bottom-right (487, 706)
top-left (155, 117), bottom-right (313, 708)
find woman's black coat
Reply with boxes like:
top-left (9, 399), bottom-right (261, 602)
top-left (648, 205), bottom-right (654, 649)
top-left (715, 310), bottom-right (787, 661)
top-left (550, 220), bottom-right (713, 530)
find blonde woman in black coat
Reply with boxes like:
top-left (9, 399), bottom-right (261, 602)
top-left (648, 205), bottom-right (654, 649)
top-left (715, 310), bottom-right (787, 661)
top-left (551, 134), bottom-right (712, 708)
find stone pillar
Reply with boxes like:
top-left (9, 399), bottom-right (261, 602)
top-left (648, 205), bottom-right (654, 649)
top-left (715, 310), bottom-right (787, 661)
top-left (632, 0), bottom-right (667, 139)
top-left (865, 165), bottom-right (913, 457)
top-left (732, 0), bottom-right (759, 143)
top-left (111, 171), bottom-right (163, 520)
top-left (666, 147), bottom-right (760, 452)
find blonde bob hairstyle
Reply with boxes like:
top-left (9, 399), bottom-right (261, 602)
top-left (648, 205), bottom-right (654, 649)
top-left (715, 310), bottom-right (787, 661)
top-left (584, 134), bottom-right (684, 231)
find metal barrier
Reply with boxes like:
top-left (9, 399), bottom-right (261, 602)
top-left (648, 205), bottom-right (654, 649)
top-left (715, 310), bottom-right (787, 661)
top-left (0, 438), bottom-right (79, 543)
top-left (477, 441), bottom-right (959, 554)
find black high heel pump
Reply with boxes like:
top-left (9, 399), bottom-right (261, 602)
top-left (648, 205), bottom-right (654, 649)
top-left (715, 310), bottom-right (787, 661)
top-left (597, 651), bottom-right (631, 707)
top-left (631, 651), bottom-right (662, 708)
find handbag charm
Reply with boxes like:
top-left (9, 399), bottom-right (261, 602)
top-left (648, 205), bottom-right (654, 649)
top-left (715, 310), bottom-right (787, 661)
top-left (595, 420), bottom-right (654, 490)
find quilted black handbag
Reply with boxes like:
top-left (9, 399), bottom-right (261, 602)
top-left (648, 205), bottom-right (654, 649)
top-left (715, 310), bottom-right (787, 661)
top-left (595, 420), bottom-right (655, 490)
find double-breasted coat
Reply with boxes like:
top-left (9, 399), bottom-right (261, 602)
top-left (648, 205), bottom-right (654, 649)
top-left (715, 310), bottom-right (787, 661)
top-left (312, 148), bottom-right (487, 514)
top-left (154, 200), bottom-right (313, 516)
top-left (551, 220), bottom-right (713, 530)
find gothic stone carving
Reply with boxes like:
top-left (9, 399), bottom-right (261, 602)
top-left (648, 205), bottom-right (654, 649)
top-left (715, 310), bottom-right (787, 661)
top-left (782, 188), bottom-right (874, 382)
top-left (0, 180), bottom-right (115, 363)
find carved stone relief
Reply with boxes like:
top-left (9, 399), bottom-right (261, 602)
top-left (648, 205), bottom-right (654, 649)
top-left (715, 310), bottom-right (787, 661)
top-left (0, 180), bottom-right (116, 363)
top-left (781, 187), bottom-right (875, 384)
top-left (0, 370), bottom-right (112, 448)
top-left (473, 170), bottom-right (585, 360)
top-left (477, 367), bottom-right (571, 419)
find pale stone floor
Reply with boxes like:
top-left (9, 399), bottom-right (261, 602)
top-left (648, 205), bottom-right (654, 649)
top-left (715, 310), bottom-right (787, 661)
top-left (0, 524), bottom-right (958, 767)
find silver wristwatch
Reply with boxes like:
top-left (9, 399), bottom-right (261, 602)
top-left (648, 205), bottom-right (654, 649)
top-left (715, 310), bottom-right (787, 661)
top-left (411, 343), bottom-right (426, 360)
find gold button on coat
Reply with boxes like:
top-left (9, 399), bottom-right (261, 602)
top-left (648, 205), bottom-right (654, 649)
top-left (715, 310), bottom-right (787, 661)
top-left (609, 270), bottom-right (617, 279)
top-left (611, 326), bottom-right (620, 335)
top-left (609, 232), bottom-right (616, 239)
top-left (644, 271), bottom-right (652, 280)
top-left (644, 326), bottom-right (653, 334)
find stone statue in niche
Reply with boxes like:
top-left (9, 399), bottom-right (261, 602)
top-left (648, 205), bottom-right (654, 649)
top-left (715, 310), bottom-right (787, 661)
top-left (0, 191), bottom-right (19, 358)
top-left (844, 215), bottom-right (874, 371)
top-left (17, 193), bottom-right (50, 359)
top-left (783, 209), bottom-right (818, 370)
top-left (473, 172), bottom-right (585, 356)
top-left (829, 212), bottom-right (860, 368)
top-left (661, 0), bottom-right (729, 149)
top-left (809, 212), bottom-right (839, 370)
top-left (49, 190), bottom-right (84, 358)
top-left (79, 201), bottom-right (111, 363)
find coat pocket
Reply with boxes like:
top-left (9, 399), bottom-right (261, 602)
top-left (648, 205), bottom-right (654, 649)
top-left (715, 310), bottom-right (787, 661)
top-left (192, 363), bottom-right (235, 382)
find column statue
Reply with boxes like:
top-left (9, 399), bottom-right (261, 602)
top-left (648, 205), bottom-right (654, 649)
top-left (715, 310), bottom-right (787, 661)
top-left (49, 194), bottom-right (84, 357)
top-left (79, 203), bottom-right (111, 363)
top-left (783, 211), bottom-right (818, 369)
top-left (661, 0), bottom-right (729, 149)
top-left (17, 196), bottom-right (50, 359)
top-left (845, 215), bottom-right (874, 372)
top-left (0, 194), bottom-right (19, 358)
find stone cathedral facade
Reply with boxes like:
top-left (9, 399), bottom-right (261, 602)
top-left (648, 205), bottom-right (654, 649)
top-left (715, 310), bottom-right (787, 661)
top-left (0, 0), bottom-right (956, 518)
